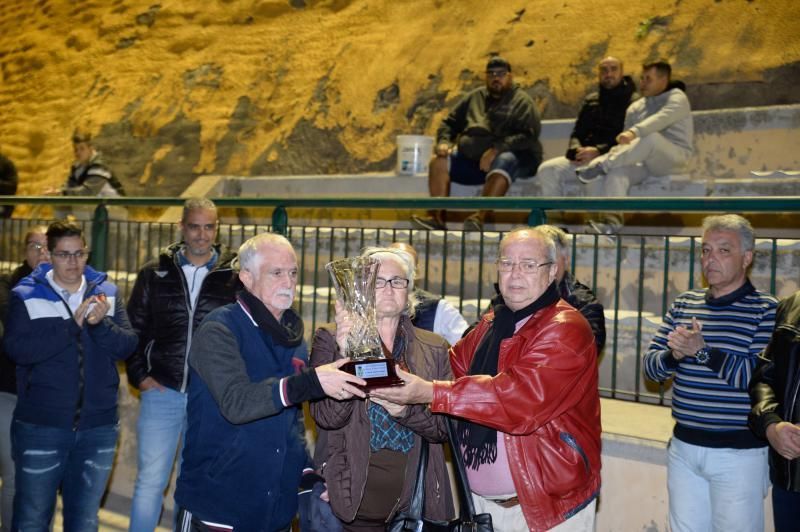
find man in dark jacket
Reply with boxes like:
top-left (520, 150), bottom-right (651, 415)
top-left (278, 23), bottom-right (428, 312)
top-left (175, 232), bottom-right (366, 531)
top-left (126, 198), bottom-right (239, 531)
top-left (537, 57), bottom-right (639, 198)
top-left (0, 226), bottom-right (47, 531)
top-left (750, 291), bottom-right (800, 531)
top-left (3, 221), bottom-right (137, 530)
top-left (535, 225), bottom-right (606, 353)
top-left (412, 56), bottom-right (542, 232)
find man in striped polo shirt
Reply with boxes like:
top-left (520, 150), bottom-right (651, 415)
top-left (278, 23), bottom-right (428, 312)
top-left (644, 214), bottom-right (778, 532)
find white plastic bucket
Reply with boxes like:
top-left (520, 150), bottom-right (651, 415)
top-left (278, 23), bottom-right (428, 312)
top-left (396, 135), bottom-right (434, 176)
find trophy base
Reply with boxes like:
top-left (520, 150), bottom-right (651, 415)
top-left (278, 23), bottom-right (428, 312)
top-left (341, 357), bottom-right (404, 390)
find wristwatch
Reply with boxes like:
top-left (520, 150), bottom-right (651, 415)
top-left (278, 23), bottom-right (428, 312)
top-left (694, 346), bottom-right (711, 365)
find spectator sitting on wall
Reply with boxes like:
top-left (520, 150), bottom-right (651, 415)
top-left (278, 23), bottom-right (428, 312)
top-left (46, 129), bottom-right (125, 197)
top-left (411, 56), bottom-right (543, 232)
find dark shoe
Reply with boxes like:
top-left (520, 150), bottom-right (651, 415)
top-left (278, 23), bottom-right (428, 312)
top-left (576, 162), bottom-right (607, 184)
top-left (463, 213), bottom-right (484, 232)
top-left (411, 214), bottom-right (446, 231)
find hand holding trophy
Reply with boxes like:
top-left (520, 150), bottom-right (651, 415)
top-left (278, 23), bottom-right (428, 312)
top-left (326, 256), bottom-right (404, 390)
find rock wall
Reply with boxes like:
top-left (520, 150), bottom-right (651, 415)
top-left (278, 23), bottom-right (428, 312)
top-left (0, 0), bottom-right (798, 199)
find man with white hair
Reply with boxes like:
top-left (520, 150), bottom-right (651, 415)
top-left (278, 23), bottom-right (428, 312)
top-left (174, 232), bottom-right (366, 532)
top-left (644, 214), bottom-right (777, 532)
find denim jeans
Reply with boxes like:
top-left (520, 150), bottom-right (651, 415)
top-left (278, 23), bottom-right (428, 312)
top-left (129, 387), bottom-right (187, 532)
top-left (667, 437), bottom-right (769, 532)
top-left (11, 420), bottom-right (119, 532)
top-left (0, 392), bottom-right (17, 532)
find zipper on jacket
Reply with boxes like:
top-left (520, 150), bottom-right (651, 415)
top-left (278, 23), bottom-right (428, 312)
top-left (34, 273), bottom-right (103, 431)
top-left (73, 280), bottom-right (100, 430)
top-left (144, 339), bottom-right (155, 373)
top-left (177, 261), bottom-right (195, 394)
top-left (176, 254), bottom-right (233, 393)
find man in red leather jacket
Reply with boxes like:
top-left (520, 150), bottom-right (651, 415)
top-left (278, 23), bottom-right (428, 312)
top-left (373, 227), bottom-right (601, 531)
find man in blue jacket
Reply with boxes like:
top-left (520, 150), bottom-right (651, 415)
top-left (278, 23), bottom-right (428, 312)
top-left (3, 221), bottom-right (137, 531)
top-left (175, 232), bottom-right (366, 532)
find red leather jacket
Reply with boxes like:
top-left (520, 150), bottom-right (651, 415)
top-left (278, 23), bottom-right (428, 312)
top-left (431, 299), bottom-right (601, 531)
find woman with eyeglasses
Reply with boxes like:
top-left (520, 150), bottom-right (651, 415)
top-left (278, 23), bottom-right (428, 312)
top-left (309, 247), bottom-right (454, 531)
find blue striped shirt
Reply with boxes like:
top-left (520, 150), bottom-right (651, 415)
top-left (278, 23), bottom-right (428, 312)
top-left (643, 280), bottom-right (777, 447)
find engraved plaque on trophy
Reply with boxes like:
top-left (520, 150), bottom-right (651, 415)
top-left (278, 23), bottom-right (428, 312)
top-left (326, 256), bottom-right (404, 390)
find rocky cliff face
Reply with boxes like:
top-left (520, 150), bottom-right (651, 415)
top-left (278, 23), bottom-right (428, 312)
top-left (1, 0), bottom-right (798, 198)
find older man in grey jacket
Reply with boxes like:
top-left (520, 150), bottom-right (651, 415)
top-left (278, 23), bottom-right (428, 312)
top-left (577, 60), bottom-right (693, 232)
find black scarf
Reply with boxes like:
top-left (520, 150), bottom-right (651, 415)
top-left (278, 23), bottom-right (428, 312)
top-left (237, 289), bottom-right (304, 347)
top-left (458, 281), bottom-right (560, 469)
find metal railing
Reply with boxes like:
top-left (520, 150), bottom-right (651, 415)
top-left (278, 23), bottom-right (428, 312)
top-left (2, 195), bottom-right (799, 406)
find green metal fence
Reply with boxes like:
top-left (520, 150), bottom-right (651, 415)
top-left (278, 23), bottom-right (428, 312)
top-left (2, 195), bottom-right (799, 407)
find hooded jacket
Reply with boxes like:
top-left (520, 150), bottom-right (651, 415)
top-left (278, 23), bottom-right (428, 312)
top-left (436, 84), bottom-right (542, 167)
top-left (566, 75), bottom-right (640, 159)
top-left (3, 264), bottom-right (137, 430)
top-left (624, 81), bottom-right (693, 154)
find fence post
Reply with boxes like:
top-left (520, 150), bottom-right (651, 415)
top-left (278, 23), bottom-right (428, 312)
top-left (90, 204), bottom-right (109, 271)
top-left (272, 205), bottom-right (288, 236)
top-left (527, 208), bottom-right (546, 226)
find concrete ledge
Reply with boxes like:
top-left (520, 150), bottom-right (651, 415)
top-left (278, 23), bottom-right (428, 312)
top-left (186, 104), bottom-right (799, 204)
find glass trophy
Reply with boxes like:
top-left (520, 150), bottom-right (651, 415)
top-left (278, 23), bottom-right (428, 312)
top-left (326, 256), bottom-right (404, 390)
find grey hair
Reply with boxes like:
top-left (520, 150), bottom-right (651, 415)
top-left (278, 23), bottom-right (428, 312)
top-left (361, 246), bottom-right (417, 317)
top-left (237, 232), bottom-right (294, 273)
top-left (181, 198), bottom-right (217, 222)
top-left (534, 224), bottom-right (569, 259)
top-left (702, 214), bottom-right (755, 252)
top-left (500, 227), bottom-right (557, 263)
top-left (23, 225), bottom-right (48, 245)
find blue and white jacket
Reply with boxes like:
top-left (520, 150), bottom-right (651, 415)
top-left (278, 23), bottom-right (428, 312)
top-left (3, 264), bottom-right (137, 430)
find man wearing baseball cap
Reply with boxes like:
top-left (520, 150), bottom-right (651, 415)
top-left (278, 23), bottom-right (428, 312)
top-left (412, 56), bottom-right (542, 232)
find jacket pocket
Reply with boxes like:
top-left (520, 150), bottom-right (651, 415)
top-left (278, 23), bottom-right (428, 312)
top-left (207, 432), bottom-right (243, 480)
top-left (534, 428), bottom-right (592, 497)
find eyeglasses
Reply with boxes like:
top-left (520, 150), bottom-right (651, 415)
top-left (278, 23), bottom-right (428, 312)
top-left (26, 243), bottom-right (47, 252)
top-left (51, 250), bottom-right (89, 261)
top-left (486, 69), bottom-right (509, 79)
top-left (375, 277), bottom-right (410, 289)
top-left (496, 259), bottom-right (553, 274)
